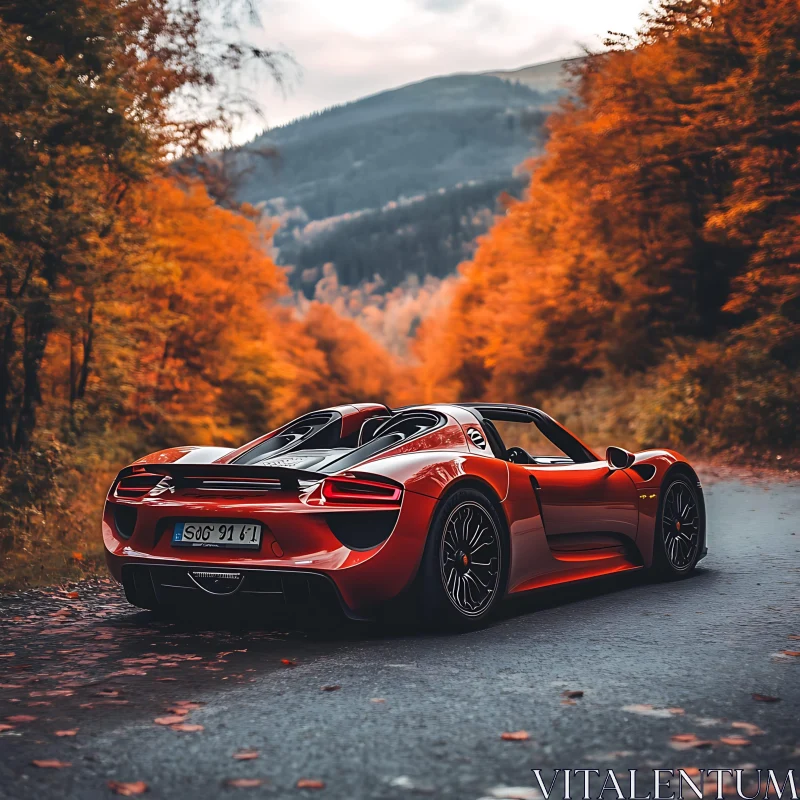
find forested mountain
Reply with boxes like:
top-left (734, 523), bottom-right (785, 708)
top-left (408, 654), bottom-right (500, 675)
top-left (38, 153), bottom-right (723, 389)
top-left (223, 63), bottom-right (569, 294)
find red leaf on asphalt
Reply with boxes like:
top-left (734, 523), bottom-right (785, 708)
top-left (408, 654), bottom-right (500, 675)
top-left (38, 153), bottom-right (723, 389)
top-left (0, 724), bottom-right (14, 732)
top-left (71, 552), bottom-right (84, 561)
top-left (108, 780), bottom-right (149, 796)
top-left (731, 721), bottom-right (765, 736)
top-left (297, 779), bottom-right (325, 789)
top-left (66, 592), bottom-right (80, 599)
top-left (154, 715), bottom-right (186, 725)
top-left (156, 677), bottom-right (177, 682)
top-left (669, 734), bottom-right (715, 750)
top-left (55, 729), bottom-right (78, 737)
top-left (0, 684), bottom-right (22, 689)
top-left (788, 634), bottom-right (800, 640)
top-left (780, 650), bottom-right (800, 657)
top-left (233, 750), bottom-right (259, 760)
top-left (170, 723), bottom-right (204, 732)
top-left (226, 779), bottom-right (263, 788)
top-left (96, 689), bottom-right (120, 697)
top-left (7, 715), bottom-right (36, 723)
top-left (0, 652), bottom-right (15, 658)
top-left (280, 658), bottom-right (297, 667)
top-left (720, 736), bottom-right (751, 747)
top-left (370, 698), bottom-right (386, 703)
top-left (562, 690), bottom-right (583, 699)
top-left (31, 759), bottom-right (71, 768)
top-left (320, 685), bottom-right (340, 692)
top-left (501, 731), bottom-right (530, 741)
top-left (171, 701), bottom-right (204, 710)
top-left (752, 693), bottom-right (780, 702)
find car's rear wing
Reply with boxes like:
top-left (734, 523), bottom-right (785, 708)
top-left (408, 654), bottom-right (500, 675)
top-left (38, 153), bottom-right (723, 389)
top-left (115, 463), bottom-right (325, 495)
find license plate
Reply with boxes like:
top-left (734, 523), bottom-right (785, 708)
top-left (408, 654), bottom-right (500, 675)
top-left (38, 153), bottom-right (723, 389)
top-left (172, 522), bottom-right (262, 549)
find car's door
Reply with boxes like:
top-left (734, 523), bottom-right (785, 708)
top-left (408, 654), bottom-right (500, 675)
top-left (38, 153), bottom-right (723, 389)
top-left (523, 461), bottom-right (639, 544)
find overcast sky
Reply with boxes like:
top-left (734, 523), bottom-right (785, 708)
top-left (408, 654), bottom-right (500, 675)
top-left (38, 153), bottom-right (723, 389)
top-left (244, 0), bottom-right (649, 138)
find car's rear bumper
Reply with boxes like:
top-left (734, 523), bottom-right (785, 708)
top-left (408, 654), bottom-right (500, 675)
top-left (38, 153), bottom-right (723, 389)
top-left (104, 489), bottom-right (438, 615)
top-left (119, 561), bottom-right (367, 620)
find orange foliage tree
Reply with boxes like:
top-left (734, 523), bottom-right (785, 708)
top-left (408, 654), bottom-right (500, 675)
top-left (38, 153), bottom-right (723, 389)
top-left (416, 0), bottom-right (799, 451)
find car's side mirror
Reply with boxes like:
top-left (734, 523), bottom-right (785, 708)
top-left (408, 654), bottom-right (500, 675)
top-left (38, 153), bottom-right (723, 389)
top-left (607, 446), bottom-right (635, 471)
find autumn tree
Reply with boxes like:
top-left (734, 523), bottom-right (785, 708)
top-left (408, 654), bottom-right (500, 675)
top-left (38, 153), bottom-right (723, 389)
top-left (417, 0), bottom-right (798, 450)
top-left (0, 0), bottom-right (285, 454)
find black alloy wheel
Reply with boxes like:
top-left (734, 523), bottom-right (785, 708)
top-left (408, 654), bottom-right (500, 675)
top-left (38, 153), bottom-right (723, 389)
top-left (419, 488), bottom-right (506, 630)
top-left (653, 474), bottom-right (702, 578)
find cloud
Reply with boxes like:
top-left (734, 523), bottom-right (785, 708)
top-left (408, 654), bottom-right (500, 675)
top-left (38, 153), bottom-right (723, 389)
top-left (235, 0), bottom-right (646, 137)
top-left (418, 0), bottom-right (474, 11)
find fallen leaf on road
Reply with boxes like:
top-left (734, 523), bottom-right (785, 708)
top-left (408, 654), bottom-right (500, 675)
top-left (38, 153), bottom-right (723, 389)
top-left (720, 736), bottom-right (751, 747)
top-left (281, 658), bottom-right (297, 667)
top-left (156, 677), bottom-right (177, 682)
top-left (31, 759), bottom-right (71, 768)
top-left (233, 750), bottom-right (259, 760)
top-left (731, 722), bottom-right (765, 736)
top-left (622, 704), bottom-right (684, 719)
top-left (226, 778), bottom-right (263, 788)
top-left (0, 652), bottom-right (16, 658)
top-left (108, 780), bottom-right (149, 796)
top-left (562, 690), bottom-right (583, 699)
top-left (678, 769), bottom-right (701, 779)
top-left (501, 731), bottom-right (530, 741)
top-left (55, 729), bottom-right (78, 737)
top-left (669, 734), bottom-right (715, 750)
top-left (487, 787), bottom-right (544, 800)
top-left (170, 723), bottom-right (204, 732)
top-left (171, 701), bottom-right (204, 710)
top-left (752, 694), bottom-right (780, 702)
top-left (7, 715), bottom-right (36, 723)
top-left (71, 552), bottom-right (84, 561)
top-left (0, 724), bottom-right (14, 732)
top-left (321, 685), bottom-right (340, 692)
top-left (788, 634), bottom-right (800, 640)
top-left (370, 698), bottom-right (386, 703)
top-left (96, 689), bottom-right (120, 697)
top-left (154, 715), bottom-right (186, 726)
top-left (66, 592), bottom-right (80, 599)
top-left (780, 650), bottom-right (800, 657)
top-left (297, 779), bottom-right (325, 789)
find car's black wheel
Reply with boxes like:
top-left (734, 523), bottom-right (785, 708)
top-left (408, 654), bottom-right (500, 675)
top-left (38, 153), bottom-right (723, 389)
top-left (652, 473), bottom-right (703, 579)
top-left (418, 488), bottom-right (506, 630)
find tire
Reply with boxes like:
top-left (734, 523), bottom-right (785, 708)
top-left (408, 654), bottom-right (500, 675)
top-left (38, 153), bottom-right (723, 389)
top-left (418, 488), bottom-right (507, 630)
top-left (652, 473), bottom-right (703, 579)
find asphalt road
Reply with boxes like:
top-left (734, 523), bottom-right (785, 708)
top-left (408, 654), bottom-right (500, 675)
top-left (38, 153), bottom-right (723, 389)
top-left (1, 470), bottom-right (798, 800)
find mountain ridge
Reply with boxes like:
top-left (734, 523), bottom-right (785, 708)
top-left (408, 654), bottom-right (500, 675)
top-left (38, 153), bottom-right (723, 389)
top-left (223, 58), bottom-right (574, 296)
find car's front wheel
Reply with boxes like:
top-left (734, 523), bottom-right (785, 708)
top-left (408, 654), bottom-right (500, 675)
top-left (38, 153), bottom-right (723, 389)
top-left (419, 488), bottom-right (506, 630)
top-left (652, 473), bottom-right (703, 579)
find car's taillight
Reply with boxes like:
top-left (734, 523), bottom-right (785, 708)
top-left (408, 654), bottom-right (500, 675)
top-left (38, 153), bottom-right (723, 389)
top-left (321, 476), bottom-right (402, 504)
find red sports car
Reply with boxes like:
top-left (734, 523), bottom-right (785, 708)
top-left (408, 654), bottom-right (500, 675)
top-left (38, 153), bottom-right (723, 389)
top-left (103, 403), bottom-right (707, 628)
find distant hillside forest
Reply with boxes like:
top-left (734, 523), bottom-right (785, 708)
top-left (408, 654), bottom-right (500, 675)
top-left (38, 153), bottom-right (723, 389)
top-left (284, 175), bottom-right (527, 294)
top-left (216, 74), bottom-right (554, 296)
